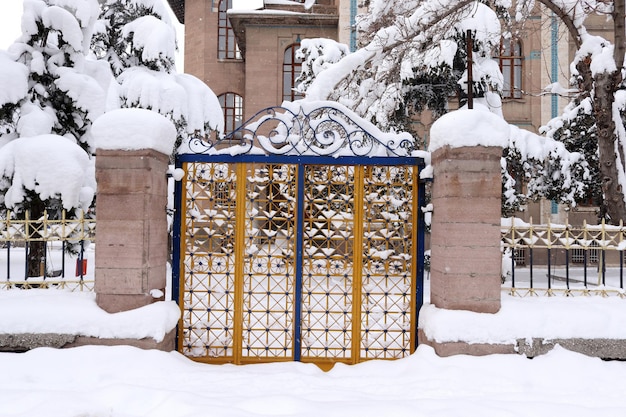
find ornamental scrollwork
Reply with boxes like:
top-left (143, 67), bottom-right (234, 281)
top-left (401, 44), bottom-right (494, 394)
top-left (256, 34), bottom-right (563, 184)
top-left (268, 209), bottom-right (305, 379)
top-left (182, 101), bottom-right (416, 157)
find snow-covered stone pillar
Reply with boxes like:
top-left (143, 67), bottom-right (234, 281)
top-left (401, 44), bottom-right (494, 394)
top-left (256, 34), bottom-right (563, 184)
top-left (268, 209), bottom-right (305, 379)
top-left (427, 106), bottom-right (509, 314)
top-left (91, 109), bottom-right (176, 313)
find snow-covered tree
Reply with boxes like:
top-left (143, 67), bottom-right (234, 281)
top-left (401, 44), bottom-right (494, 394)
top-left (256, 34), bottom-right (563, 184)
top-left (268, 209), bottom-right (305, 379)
top-left (0, 0), bottom-right (224, 276)
top-left (300, 0), bottom-right (626, 218)
top-left (0, 0), bottom-right (102, 276)
top-left (92, 0), bottom-right (176, 76)
top-left (93, 0), bottom-right (223, 155)
top-left (0, 0), bottom-right (107, 152)
top-left (0, 0), bottom-right (105, 214)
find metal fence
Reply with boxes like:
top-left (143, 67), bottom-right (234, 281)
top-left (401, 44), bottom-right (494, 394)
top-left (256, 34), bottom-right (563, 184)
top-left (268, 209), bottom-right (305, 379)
top-left (501, 218), bottom-right (626, 297)
top-left (0, 210), bottom-right (96, 291)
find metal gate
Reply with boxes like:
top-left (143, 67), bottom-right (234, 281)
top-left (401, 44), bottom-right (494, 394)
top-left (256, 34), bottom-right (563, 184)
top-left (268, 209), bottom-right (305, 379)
top-left (173, 102), bottom-right (426, 367)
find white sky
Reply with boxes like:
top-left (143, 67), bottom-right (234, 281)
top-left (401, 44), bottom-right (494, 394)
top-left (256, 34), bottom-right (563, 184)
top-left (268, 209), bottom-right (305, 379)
top-left (0, 0), bottom-right (24, 49)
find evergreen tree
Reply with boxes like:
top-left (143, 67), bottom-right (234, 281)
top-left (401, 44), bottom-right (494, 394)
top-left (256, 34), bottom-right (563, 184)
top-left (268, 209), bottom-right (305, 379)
top-left (92, 0), bottom-right (176, 76)
top-left (0, 0), bottom-right (222, 277)
top-left (2, 0), bottom-right (106, 152)
top-left (543, 96), bottom-right (604, 218)
top-left (93, 0), bottom-right (223, 156)
top-left (0, 0), bottom-right (102, 276)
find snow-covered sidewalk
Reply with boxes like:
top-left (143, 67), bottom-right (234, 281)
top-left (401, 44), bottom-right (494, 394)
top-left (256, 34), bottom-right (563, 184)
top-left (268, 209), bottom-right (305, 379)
top-left (1, 343), bottom-right (625, 417)
top-left (2, 290), bottom-right (626, 416)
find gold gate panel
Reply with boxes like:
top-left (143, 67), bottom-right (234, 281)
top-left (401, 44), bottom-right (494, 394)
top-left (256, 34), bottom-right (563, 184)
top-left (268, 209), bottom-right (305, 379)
top-left (181, 162), bottom-right (237, 358)
top-left (360, 166), bottom-right (416, 359)
top-left (241, 164), bottom-right (297, 361)
top-left (179, 162), bottom-right (418, 365)
top-left (301, 165), bottom-right (356, 362)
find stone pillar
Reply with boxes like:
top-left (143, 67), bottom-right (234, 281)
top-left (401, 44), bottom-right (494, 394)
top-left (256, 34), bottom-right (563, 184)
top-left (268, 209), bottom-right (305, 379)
top-left (91, 108), bottom-right (176, 315)
top-left (94, 149), bottom-right (170, 313)
top-left (429, 145), bottom-right (502, 313)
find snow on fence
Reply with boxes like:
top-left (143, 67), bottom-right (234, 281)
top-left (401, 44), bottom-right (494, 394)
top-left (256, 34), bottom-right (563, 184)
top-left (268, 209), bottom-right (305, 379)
top-left (0, 210), bottom-right (95, 291)
top-left (501, 218), bottom-right (626, 297)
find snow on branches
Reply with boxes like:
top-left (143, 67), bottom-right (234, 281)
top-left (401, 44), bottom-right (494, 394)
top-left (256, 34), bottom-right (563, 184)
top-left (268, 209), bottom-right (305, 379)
top-left (298, 0), bottom-right (619, 215)
top-left (0, 0), bottom-right (222, 212)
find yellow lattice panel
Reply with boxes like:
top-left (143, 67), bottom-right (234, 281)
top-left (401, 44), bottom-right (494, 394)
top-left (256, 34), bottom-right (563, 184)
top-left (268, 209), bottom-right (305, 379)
top-left (360, 166), bottom-right (415, 359)
top-left (242, 164), bottom-right (298, 359)
top-left (301, 165), bottom-right (356, 360)
top-left (180, 162), bottom-right (238, 359)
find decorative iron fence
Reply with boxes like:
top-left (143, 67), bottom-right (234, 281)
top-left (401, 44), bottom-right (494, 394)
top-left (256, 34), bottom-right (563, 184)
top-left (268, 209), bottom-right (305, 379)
top-left (0, 210), bottom-right (96, 291)
top-left (501, 218), bottom-right (626, 297)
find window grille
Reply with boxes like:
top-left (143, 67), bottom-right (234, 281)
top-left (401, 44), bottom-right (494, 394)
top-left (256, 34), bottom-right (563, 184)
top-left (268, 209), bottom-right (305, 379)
top-left (499, 38), bottom-right (523, 99)
top-left (572, 241), bottom-right (599, 264)
top-left (218, 0), bottom-right (241, 60)
top-left (218, 92), bottom-right (244, 134)
top-left (283, 44), bottom-right (304, 102)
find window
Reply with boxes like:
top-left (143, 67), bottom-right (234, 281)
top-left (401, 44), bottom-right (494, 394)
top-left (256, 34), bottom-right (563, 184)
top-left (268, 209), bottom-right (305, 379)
top-left (499, 38), bottom-right (523, 99)
top-left (218, 92), bottom-right (244, 134)
top-left (218, 0), bottom-right (241, 60)
top-left (283, 44), bottom-right (304, 102)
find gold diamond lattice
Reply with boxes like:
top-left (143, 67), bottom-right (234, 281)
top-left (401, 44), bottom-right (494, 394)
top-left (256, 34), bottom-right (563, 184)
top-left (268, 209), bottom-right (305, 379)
top-left (242, 164), bottom-right (297, 358)
top-left (360, 166), bottom-right (414, 359)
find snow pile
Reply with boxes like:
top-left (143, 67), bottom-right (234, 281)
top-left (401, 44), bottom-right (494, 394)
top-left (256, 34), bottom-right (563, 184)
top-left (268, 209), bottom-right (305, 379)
top-left (420, 294), bottom-right (626, 344)
top-left (121, 15), bottom-right (176, 64)
top-left (429, 104), bottom-right (509, 152)
top-left (0, 135), bottom-right (95, 210)
top-left (116, 69), bottom-right (224, 138)
top-left (0, 289), bottom-right (179, 342)
top-left (1, 279), bottom-right (626, 415)
top-left (92, 108), bottom-right (177, 154)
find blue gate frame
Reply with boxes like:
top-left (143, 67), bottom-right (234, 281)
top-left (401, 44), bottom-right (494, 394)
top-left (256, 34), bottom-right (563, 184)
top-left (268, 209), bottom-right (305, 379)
top-left (172, 101), bottom-right (426, 366)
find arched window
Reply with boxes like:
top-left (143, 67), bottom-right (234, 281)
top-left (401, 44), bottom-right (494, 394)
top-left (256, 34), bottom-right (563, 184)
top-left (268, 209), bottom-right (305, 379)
top-left (218, 92), bottom-right (244, 134)
top-left (499, 39), bottom-right (523, 99)
top-left (283, 44), bottom-right (303, 102)
top-left (218, 0), bottom-right (241, 60)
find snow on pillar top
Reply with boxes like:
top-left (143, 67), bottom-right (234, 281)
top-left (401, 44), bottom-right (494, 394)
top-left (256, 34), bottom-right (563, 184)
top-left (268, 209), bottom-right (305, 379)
top-left (92, 108), bottom-right (176, 155)
top-left (428, 104), bottom-right (509, 153)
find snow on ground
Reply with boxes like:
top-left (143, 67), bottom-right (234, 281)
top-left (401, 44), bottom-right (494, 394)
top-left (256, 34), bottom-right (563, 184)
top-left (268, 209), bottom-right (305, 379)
top-left (1, 342), bottom-right (626, 417)
top-left (1, 288), bottom-right (626, 416)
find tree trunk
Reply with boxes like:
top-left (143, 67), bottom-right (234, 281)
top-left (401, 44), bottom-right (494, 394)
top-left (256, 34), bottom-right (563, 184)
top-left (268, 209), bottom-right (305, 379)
top-left (26, 199), bottom-right (46, 278)
top-left (593, 70), bottom-right (626, 224)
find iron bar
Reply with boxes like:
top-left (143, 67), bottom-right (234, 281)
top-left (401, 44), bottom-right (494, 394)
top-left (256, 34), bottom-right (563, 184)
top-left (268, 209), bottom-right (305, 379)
top-left (601, 250), bottom-right (606, 286)
top-left (24, 241), bottom-right (29, 281)
top-left (293, 164), bottom-right (305, 362)
top-left (547, 248), bottom-right (551, 290)
top-left (583, 250), bottom-right (587, 288)
top-left (510, 248), bottom-right (515, 288)
top-left (529, 248), bottom-right (534, 288)
top-left (6, 241), bottom-right (10, 281)
top-left (619, 251), bottom-right (624, 290)
top-left (61, 241), bottom-right (65, 278)
top-left (43, 241), bottom-right (48, 279)
top-left (78, 240), bottom-right (85, 280)
top-left (565, 249), bottom-right (570, 289)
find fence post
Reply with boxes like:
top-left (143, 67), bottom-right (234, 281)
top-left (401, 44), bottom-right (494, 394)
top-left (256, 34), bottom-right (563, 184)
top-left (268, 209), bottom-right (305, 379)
top-left (92, 109), bottom-right (176, 314)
